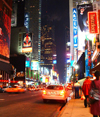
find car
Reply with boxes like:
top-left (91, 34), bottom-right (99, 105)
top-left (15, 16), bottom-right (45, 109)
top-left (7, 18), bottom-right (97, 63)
top-left (6, 85), bottom-right (26, 93)
top-left (2, 86), bottom-right (12, 92)
top-left (27, 86), bottom-right (35, 91)
top-left (0, 87), bottom-right (4, 93)
top-left (42, 85), bottom-right (69, 103)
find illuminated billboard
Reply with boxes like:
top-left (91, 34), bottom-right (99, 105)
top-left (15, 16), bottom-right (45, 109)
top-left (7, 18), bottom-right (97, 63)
top-left (0, 10), bottom-right (11, 59)
top-left (88, 12), bottom-right (98, 34)
top-left (24, 13), bottom-right (29, 31)
top-left (22, 33), bottom-right (32, 53)
top-left (25, 61), bottom-right (30, 67)
top-left (77, 4), bottom-right (93, 59)
top-left (31, 61), bottom-right (39, 70)
top-left (11, 3), bottom-right (17, 27)
top-left (73, 8), bottom-right (78, 48)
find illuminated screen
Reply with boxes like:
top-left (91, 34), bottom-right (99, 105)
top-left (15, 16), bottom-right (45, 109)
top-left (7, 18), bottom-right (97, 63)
top-left (0, 10), bottom-right (11, 58)
top-left (31, 61), bottom-right (39, 70)
top-left (11, 3), bottom-right (17, 27)
top-left (53, 60), bottom-right (57, 64)
top-left (77, 4), bottom-right (93, 59)
top-left (25, 61), bottom-right (30, 67)
top-left (22, 33), bottom-right (32, 53)
top-left (24, 13), bottom-right (29, 30)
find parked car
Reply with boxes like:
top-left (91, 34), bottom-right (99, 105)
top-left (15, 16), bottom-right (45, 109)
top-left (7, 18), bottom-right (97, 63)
top-left (0, 87), bottom-right (4, 93)
top-left (42, 85), bottom-right (69, 103)
top-left (6, 85), bottom-right (26, 93)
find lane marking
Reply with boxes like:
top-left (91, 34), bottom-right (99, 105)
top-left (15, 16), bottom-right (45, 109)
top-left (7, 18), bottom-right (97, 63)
top-left (0, 99), bottom-right (5, 100)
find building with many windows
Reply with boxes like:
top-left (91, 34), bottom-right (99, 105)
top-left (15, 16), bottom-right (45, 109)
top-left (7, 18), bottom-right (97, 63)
top-left (40, 24), bottom-right (59, 84)
top-left (0, 0), bottom-right (13, 86)
top-left (10, 0), bottom-right (41, 86)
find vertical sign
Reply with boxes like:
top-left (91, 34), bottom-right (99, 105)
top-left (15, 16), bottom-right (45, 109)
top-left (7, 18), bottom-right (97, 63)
top-left (88, 11), bottom-right (98, 34)
top-left (73, 8), bottom-right (78, 48)
top-left (98, 10), bottom-right (100, 34)
top-left (24, 13), bottom-right (29, 31)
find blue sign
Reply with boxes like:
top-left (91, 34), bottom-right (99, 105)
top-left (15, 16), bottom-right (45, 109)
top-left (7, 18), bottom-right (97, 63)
top-left (53, 60), bottom-right (57, 64)
top-left (25, 61), bottom-right (30, 67)
top-left (73, 8), bottom-right (78, 48)
top-left (24, 13), bottom-right (29, 31)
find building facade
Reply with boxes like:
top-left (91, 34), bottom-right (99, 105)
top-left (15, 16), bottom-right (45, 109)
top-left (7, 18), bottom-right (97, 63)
top-left (10, 0), bottom-right (41, 86)
top-left (0, 0), bottom-right (12, 86)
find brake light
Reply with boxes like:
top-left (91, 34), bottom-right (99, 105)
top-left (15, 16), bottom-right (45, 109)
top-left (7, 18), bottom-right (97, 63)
top-left (60, 90), bottom-right (65, 96)
top-left (43, 90), bottom-right (46, 94)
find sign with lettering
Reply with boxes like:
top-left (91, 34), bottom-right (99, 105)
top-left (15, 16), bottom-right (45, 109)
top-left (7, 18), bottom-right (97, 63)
top-left (88, 12), bottom-right (98, 34)
top-left (73, 8), bottom-right (78, 48)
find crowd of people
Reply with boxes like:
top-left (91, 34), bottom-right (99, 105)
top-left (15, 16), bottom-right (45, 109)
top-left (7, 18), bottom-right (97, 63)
top-left (81, 70), bottom-right (100, 117)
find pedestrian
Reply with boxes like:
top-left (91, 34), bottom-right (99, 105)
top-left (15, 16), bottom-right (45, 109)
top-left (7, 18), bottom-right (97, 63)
top-left (82, 76), bottom-right (91, 108)
top-left (74, 81), bottom-right (81, 99)
top-left (90, 70), bottom-right (100, 117)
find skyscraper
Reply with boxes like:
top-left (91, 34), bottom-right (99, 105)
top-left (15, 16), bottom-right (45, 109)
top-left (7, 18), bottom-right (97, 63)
top-left (10, 0), bottom-right (41, 86)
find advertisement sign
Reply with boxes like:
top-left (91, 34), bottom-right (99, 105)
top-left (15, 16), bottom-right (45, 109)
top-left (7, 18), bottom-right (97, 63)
top-left (25, 61), bottom-right (30, 67)
top-left (22, 33), bottom-right (32, 53)
top-left (24, 12), bottom-right (29, 31)
top-left (0, 10), bottom-right (11, 59)
top-left (88, 12), bottom-right (98, 34)
top-left (31, 61), bottom-right (39, 70)
top-left (11, 3), bottom-right (17, 27)
top-left (98, 10), bottom-right (100, 34)
top-left (77, 4), bottom-right (93, 60)
top-left (73, 8), bottom-right (78, 48)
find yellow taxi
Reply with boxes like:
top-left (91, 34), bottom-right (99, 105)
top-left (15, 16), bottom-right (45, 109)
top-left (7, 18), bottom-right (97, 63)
top-left (6, 85), bottom-right (26, 93)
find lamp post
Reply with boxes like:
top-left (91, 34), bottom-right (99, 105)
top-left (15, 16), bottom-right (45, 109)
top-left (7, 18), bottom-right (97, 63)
top-left (74, 64), bottom-right (79, 81)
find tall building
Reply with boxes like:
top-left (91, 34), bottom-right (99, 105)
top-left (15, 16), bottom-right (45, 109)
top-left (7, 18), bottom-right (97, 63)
top-left (0, 0), bottom-right (12, 86)
top-left (40, 24), bottom-right (58, 84)
top-left (24, 0), bottom-right (41, 63)
top-left (69, 0), bottom-right (93, 82)
top-left (10, 0), bottom-right (41, 86)
top-left (41, 25), bottom-right (56, 67)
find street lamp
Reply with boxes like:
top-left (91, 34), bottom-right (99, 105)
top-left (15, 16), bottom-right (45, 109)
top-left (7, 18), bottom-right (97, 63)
top-left (74, 64), bottom-right (79, 81)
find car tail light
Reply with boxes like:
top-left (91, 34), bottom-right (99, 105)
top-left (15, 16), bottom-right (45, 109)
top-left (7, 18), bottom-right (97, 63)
top-left (42, 90), bottom-right (46, 95)
top-left (60, 90), bottom-right (65, 96)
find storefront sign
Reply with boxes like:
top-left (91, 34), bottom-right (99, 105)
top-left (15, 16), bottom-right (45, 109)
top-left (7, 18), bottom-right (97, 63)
top-left (73, 8), bottom-right (78, 48)
top-left (88, 12), bottom-right (98, 34)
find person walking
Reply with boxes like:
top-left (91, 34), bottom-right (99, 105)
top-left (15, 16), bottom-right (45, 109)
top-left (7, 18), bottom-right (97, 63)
top-left (82, 76), bottom-right (91, 107)
top-left (74, 81), bottom-right (81, 99)
top-left (90, 70), bottom-right (100, 117)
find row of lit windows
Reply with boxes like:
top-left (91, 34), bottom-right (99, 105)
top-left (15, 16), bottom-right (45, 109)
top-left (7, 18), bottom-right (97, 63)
top-left (44, 51), bottom-right (52, 54)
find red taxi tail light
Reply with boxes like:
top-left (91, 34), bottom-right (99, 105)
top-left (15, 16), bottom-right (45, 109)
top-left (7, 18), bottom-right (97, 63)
top-left (42, 90), bottom-right (46, 94)
top-left (60, 90), bottom-right (65, 96)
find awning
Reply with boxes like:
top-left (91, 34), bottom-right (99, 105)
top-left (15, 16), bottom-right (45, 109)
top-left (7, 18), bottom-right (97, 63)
top-left (90, 62), bottom-right (100, 74)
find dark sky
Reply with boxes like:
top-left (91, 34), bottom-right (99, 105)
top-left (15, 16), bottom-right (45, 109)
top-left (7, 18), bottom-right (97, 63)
top-left (41, 0), bottom-right (69, 83)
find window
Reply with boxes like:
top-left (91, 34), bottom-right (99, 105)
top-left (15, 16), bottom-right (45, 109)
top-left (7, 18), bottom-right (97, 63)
top-left (47, 85), bottom-right (63, 90)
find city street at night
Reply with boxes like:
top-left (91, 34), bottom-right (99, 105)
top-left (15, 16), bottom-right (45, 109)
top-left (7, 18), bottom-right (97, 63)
top-left (0, 90), bottom-right (72, 117)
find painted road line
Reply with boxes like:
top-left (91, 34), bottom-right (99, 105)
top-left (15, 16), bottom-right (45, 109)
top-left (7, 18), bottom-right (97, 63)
top-left (0, 99), bottom-right (5, 100)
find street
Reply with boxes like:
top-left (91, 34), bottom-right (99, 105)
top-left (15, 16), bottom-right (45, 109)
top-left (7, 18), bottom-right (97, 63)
top-left (0, 90), bottom-right (71, 117)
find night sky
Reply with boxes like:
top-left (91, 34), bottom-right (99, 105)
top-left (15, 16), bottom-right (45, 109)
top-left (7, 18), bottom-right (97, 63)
top-left (41, 0), bottom-right (69, 83)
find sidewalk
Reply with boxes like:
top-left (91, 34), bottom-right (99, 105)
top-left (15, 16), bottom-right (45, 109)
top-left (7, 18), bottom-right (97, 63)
top-left (58, 97), bottom-right (93, 117)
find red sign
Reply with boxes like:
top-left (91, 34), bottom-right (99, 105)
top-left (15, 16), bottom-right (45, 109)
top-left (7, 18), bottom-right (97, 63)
top-left (98, 10), bottom-right (100, 34)
top-left (0, 80), bottom-right (18, 83)
top-left (88, 12), bottom-right (98, 34)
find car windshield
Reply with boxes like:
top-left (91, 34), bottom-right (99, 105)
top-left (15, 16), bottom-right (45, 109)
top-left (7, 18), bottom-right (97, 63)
top-left (12, 86), bottom-right (18, 88)
top-left (3, 86), bottom-right (7, 88)
top-left (47, 85), bottom-right (63, 90)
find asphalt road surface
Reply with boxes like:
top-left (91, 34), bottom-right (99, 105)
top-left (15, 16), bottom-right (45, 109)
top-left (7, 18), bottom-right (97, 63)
top-left (0, 90), bottom-right (71, 117)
